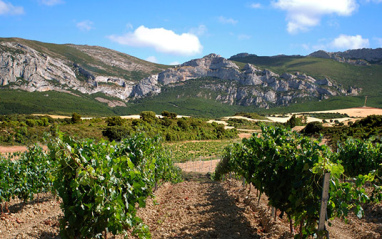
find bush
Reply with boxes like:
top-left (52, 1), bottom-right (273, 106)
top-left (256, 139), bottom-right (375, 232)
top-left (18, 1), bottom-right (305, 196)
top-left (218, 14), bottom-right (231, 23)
top-left (71, 113), bottom-right (82, 124)
top-left (161, 110), bottom-right (177, 119)
top-left (106, 116), bottom-right (124, 126)
top-left (301, 122), bottom-right (323, 135)
top-left (102, 126), bottom-right (131, 141)
top-left (140, 111), bottom-right (157, 123)
top-left (285, 114), bottom-right (305, 128)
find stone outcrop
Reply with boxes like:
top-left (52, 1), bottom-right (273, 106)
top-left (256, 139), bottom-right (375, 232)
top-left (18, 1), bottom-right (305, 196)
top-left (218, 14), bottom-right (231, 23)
top-left (0, 42), bottom-right (136, 101)
top-left (134, 54), bottom-right (359, 108)
top-left (309, 48), bottom-right (382, 65)
top-left (0, 40), bottom-right (361, 109)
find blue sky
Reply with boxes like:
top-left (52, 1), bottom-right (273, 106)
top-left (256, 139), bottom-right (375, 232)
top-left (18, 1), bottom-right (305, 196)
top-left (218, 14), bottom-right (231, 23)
top-left (1, 0), bottom-right (382, 65)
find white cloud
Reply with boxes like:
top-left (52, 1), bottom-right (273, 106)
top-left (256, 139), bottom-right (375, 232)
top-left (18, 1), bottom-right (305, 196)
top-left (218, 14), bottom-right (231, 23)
top-left (170, 61), bottom-right (180, 65)
top-left (218, 16), bottom-right (238, 25)
top-left (272, 0), bottom-right (358, 34)
top-left (107, 25), bottom-right (203, 56)
top-left (0, 0), bottom-right (24, 15)
top-left (189, 24), bottom-right (208, 36)
top-left (76, 20), bottom-right (94, 31)
top-left (38, 0), bottom-right (64, 6)
top-left (250, 3), bottom-right (262, 8)
top-left (330, 34), bottom-right (369, 50)
top-left (146, 56), bottom-right (158, 63)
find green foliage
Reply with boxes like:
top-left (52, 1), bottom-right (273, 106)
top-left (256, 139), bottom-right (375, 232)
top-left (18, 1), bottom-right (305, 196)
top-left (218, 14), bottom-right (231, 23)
top-left (285, 114), bottom-right (306, 128)
top-left (320, 115), bottom-right (382, 148)
top-left (302, 112), bottom-right (349, 119)
top-left (102, 126), bottom-right (131, 142)
top-left (226, 118), bottom-right (262, 130)
top-left (301, 122), bottom-right (324, 136)
top-left (231, 54), bottom-right (382, 97)
top-left (335, 138), bottom-right (382, 177)
top-left (103, 116), bottom-right (130, 141)
top-left (140, 111), bottom-right (157, 123)
top-left (106, 116), bottom-right (124, 126)
top-left (0, 89), bottom-right (117, 116)
top-left (0, 112), bottom-right (238, 145)
top-left (352, 114), bottom-right (382, 128)
top-left (48, 133), bottom-right (181, 238)
top-left (233, 112), bottom-right (267, 120)
top-left (165, 140), bottom-right (236, 163)
top-left (0, 145), bottom-right (55, 206)
top-left (215, 125), bottom-right (380, 238)
top-left (104, 115), bottom-right (237, 142)
top-left (161, 110), bottom-right (177, 119)
top-left (71, 112), bottom-right (82, 124)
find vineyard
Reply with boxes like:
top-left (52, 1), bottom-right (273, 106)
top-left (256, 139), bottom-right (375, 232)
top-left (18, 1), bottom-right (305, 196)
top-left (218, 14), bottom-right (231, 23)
top-left (1, 133), bottom-right (182, 238)
top-left (1, 122), bottom-right (382, 238)
top-left (214, 125), bottom-right (382, 238)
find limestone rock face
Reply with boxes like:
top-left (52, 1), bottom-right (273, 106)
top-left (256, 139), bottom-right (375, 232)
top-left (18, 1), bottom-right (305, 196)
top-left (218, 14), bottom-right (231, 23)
top-left (0, 41), bottom-right (361, 109)
top-left (0, 42), bottom-right (136, 100)
top-left (131, 75), bottom-right (161, 98)
top-left (309, 48), bottom-right (382, 65)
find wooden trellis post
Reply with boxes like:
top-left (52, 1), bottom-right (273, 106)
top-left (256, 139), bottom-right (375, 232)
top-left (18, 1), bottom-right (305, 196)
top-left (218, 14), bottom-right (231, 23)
top-left (318, 173), bottom-right (330, 238)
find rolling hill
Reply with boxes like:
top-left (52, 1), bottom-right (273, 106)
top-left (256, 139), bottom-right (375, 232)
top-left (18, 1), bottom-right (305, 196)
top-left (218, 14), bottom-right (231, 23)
top-left (1, 37), bottom-right (382, 117)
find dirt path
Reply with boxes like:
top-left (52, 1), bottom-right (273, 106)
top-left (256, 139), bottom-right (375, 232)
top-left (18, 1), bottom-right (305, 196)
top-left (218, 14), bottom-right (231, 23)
top-left (133, 177), bottom-right (262, 239)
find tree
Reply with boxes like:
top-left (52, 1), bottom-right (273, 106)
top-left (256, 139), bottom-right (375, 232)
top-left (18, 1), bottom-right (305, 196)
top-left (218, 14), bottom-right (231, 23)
top-left (301, 122), bottom-right (323, 135)
top-left (162, 110), bottom-right (177, 119)
top-left (71, 113), bottom-right (82, 124)
top-left (140, 111), bottom-right (157, 123)
top-left (106, 116), bottom-right (124, 126)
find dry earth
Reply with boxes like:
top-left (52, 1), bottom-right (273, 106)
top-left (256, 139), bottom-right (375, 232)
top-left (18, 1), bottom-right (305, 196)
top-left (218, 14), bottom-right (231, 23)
top-left (306, 107), bottom-right (382, 118)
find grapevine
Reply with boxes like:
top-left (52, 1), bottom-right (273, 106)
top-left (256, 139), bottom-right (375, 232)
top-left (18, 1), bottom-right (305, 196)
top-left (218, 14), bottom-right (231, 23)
top-left (48, 133), bottom-right (181, 238)
top-left (0, 145), bottom-right (54, 213)
top-left (215, 125), bottom-right (380, 238)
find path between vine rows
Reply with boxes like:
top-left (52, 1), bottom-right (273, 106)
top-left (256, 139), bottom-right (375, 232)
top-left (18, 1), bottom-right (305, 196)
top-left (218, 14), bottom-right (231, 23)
top-left (2, 164), bottom-right (382, 238)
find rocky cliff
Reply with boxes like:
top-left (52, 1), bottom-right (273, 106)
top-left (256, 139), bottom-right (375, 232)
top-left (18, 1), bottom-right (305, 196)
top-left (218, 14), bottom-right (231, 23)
top-left (309, 48), bottom-right (382, 65)
top-left (132, 53), bottom-right (360, 108)
top-left (0, 39), bottom-right (361, 109)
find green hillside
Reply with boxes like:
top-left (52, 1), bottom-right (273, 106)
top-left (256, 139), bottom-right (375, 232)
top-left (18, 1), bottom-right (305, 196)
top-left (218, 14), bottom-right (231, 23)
top-left (1, 37), bottom-right (382, 117)
top-left (113, 77), bottom-right (379, 118)
top-left (0, 38), bottom-right (169, 82)
top-left (0, 90), bottom-right (117, 116)
top-left (231, 55), bottom-right (382, 97)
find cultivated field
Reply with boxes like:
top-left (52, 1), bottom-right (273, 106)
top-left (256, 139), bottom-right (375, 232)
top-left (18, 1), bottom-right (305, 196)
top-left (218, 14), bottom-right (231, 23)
top-left (1, 107), bottom-right (382, 238)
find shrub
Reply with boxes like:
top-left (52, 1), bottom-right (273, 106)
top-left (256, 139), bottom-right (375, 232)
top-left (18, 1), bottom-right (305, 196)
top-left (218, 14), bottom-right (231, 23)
top-left (301, 122), bottom-right (323, 135)
top-left (140, 111), bottom-right (157, 123)
top-left (71, 113), bottom-right (82, 124)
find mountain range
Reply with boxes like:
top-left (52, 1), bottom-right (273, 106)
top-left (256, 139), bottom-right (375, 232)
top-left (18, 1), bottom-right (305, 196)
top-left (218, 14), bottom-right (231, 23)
top-left (1, 37), bottom-right (382, 117)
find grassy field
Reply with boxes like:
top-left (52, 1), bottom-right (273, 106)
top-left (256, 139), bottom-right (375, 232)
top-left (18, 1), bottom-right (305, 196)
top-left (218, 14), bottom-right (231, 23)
top-left (164, 139), bottom-right (239, 163)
